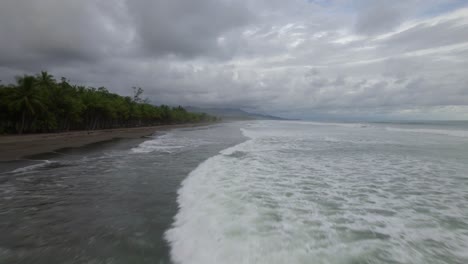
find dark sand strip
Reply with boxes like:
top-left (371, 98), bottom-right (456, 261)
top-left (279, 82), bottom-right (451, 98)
top-left (0, 123), bottom-right (211, 161)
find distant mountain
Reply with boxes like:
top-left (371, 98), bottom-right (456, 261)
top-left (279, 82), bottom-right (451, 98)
top-left (185, 107), bottom-right (288, 121)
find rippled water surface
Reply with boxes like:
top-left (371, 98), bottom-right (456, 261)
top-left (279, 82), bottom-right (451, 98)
top-left (167, 121), bottom-right (468, 264)
top-left (1, 121), bottom-right (468, 264)
top-left (0, 123), bottom-right (244, 263)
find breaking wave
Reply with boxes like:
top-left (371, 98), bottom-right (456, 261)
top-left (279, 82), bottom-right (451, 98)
top-left (385, 127), bottom-right (468, 138)
top-left (165, 122), bottom-right (468, 264)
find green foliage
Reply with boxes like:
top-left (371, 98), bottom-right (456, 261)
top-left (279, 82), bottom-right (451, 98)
top-left (0, 72), bottom-right (216, 134)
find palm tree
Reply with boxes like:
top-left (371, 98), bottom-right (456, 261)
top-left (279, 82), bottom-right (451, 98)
top-left (9, 75), bottom-right (44, 134)
top-left (0, 71), bottom-right (214, 134)
top-left (36, 71), bottom-right (55, 89)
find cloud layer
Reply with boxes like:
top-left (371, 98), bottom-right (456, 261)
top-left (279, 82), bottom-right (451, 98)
top-left (1, 0), bottom-right (467, 119)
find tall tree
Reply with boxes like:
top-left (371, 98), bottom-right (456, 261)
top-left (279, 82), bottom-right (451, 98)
top-left (36, 71), bottom-right (55, 89)
top-left (0, 72), bottom-right (215, 134)
top-left (9, 76), bottom-right (44, 134)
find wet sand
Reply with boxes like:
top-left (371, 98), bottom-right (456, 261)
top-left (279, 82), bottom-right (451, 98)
top-left (0, 123), bottom-right (211, 161)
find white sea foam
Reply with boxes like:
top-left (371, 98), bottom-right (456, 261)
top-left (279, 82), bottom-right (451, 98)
top-left (166, 121), bottom-right (468, 264)
top-left (9, 160), bottom-right (55, 174)
top-left (385, 126), bottom-right (468, 138)
top-left (131, 132), bottom-right (209, 153)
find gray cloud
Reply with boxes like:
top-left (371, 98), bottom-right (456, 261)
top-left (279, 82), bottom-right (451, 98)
top-left (352, 0), bottom-right (462, 35)
top-left (127, 0), bottom-right (253, 58)
top-left (0, 0), bottom-right (467, 120)
top-left (354, 1), bottom-right (406, 35)
top-left (0, 0), bottom-right (123, 69)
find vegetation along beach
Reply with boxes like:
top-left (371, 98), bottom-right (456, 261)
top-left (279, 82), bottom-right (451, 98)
top-left (1, 1), bottom-right (468, 263)
top-left (0, 72), bottom-right (216, 160)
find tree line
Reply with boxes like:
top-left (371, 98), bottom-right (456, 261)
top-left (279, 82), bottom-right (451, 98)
top-left (0, 71), bottom-right (216, 134)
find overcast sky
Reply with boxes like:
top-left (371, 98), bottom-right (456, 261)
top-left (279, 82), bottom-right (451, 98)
top-left (1, 0), bottom-right (468, 120)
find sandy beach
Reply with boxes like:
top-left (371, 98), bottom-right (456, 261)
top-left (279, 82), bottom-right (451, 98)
top-left (0, 123), bottom-right (210, 161)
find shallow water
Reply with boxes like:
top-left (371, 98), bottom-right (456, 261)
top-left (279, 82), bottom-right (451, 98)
top-left (1, 120), bottom-right (468, 264)
top-left (166, 121), bottom-right (468, 264)
top-left (0, 123), bottom-right (245, 263)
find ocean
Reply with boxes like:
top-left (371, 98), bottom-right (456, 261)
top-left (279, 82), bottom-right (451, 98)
top-left (1, 120), bottom-right (468, 263)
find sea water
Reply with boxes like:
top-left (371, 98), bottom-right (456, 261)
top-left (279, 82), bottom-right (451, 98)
top-left (0, 123), bottom-right (244, 263)
top-left (1, 121), bottom-right (467, 264)
top-left (166, 120), bottom-right (468, 264)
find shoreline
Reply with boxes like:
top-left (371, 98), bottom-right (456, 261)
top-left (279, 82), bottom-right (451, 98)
top-left (0, 123), bottom-right (212, 161)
